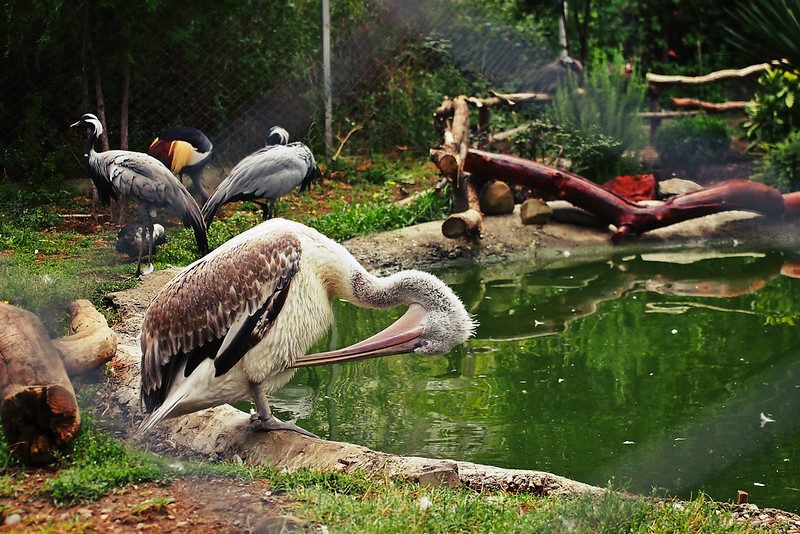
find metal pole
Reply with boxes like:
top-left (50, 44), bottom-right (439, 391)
top-left (322, 0), bottom-right (333, 153)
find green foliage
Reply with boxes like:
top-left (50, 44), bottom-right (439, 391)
top-left (515, 118), bottom-right (641, 182)
top-left (751, 130), bottom-right (800, 192)
top-left (743, 68), bottom-right (800, 145)
top-left (333, 39), bottom-right (484, 156)
top-left (528, 50), bottom-right (646, 181)
top-left (728, 0), bottom-right (800, 67)
top-left (307, 189), bottom-right (450, 242)
top-left (654, 114), bottom-right (731, 170)
top-left (44, 418), bottom-right (170, 506)
top-left (551, 50), bottom-right (647, 153)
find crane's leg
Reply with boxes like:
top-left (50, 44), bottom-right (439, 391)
top-left (257, 201), bottom-right (274, 220)
top-left (134, 226), bottom-right (145, 277)
top-left (248, 381), bottom-right (318, 438)
top-left (142, 221), bottom-right (155, 276)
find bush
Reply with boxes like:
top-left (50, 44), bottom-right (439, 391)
top-left (515, 118), bottom-right (640, 182)
top-left (654, 115), bottom-right (731, 170)
top-left (744, 67), bottom-right (800, 145)
top-left (751, 129), bottom-right (800, 192)
top-left (550, 49), bottom-right (648, 156)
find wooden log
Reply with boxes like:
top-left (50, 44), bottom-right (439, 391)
top-left (442, 208), bottom-right (483, 239)
top-left (646, 63), bottom-right (769, 85)
top-left (463, 148), bottom-right (785, 238)
top-left (53, 299), bottom-right (117, 376)
top-left (0, 303), bottom-right (80, 465)
top-left (669, 97), bottom-right (750, 112)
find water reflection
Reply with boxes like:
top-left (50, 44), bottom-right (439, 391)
top-left (269, 249), bottom-right (800, 513)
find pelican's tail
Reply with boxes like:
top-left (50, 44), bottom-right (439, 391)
top-left (136, 358), bottom-right (215, 437)
top-left (135, 389), bottom-right (190, 436)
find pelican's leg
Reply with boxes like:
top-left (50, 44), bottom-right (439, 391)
top-left (248, 381), bottom-right (318, 439)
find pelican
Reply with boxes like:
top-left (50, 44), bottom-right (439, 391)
top-left (201, 127), bottom-right (319, 225)
top-left (71, 113), bottom-right (209, 276)
top-left (138, 218), bottom-right (476, 437)
top-left (148, 126), bottom-right (214, 203)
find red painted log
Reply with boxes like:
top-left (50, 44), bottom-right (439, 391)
top-left (464, 149), bottom-right (785, 237)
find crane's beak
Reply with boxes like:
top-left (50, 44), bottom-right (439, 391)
top-left (291, 303), bottom-right (427, 368)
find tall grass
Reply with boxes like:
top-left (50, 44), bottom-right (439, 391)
top-left (551, 49), bottom-right (648, 155)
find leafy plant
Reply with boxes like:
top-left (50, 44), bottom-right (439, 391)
top-left (550, 49), bottom-right (648, 156)
top-left (654, 114), bottom-right (731, 170)
top-left (728, 0), bottom-right (800, 67)
top-left (743, 67), bottom-right (800, 145)
top-left (751, 129), bottom-right (800, 191)
top-left (515, 118), bottom-right (641, 182)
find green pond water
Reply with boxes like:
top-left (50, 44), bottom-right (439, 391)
top-left (275, 249), bottom-right (800, 513)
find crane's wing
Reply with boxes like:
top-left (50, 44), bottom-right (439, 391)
top-left (201, 144), bottom-right (313, 226)
top-left (139, 231), bottom-right (300, 412)
top-left (99, 151), bottom-right (208, 254)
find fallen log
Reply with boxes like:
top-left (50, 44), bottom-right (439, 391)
top-left (669, 97), bottom-right (750, 113)
top-left (53, 299), bottom-right (117, 376)
top-left (430, 95), bottom-right (484, 239)
top-left (463, 148), bottom-right (785, 238)
top-left (0, 303), bottom-right (80, 465)
top-left (646, 63), bottom-right (769, 84)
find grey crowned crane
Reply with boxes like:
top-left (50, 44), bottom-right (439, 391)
top-left (137, 218), bottom-right (476, 437)
top-left (201, 127), bottom-right (319, 226)
top-left (148, 126), bottom-right (214, 203)
top-left (71, 113), bottom-right (209, 276)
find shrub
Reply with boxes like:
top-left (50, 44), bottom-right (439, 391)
top-left (515, 118), bottom-right (640, 182)
top-left (751, 129), bottom-right (800, 192)
top-left (743, 67), bottom-right (800, 145)
top-left (550, 49), bottom-right (648, 157)
top-left (654, 115), bottom-right (731, 170)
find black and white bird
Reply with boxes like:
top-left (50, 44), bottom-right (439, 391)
top-left (115, 223), bottom-right (166, 259)
top-left (71, 113), bottom-right (209, 276)
top-left (201, 126), bottom-right (319, 225)
top-left (148, 126), bottom-right (214, 203)
top-left (137, 218), bottom-right (476, 436)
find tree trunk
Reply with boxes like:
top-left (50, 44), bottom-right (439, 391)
top-left (52, 299), bottom-right (117, 377)
top-left (0, 304), bottom-right (80, 465)
top-left (430, 95), bottom-right (483, 240)
top-left (463, 148), bottom-right (785, 238)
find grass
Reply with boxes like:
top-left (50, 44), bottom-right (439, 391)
top-left (4, 417), bottom-right (755, 531)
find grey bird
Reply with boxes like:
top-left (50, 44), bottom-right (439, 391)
top-left (137, 218), bottom-right (476, 437)
top-left (201, 126), bottom-right (319, 225)
top-left (71, 113), bottom-right (209, 276)
top-left (115, 223), bottom-right (166, 260)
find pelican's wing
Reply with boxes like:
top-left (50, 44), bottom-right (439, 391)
top-left (139, 231), bottom-right (301, 411)
top-left (201, 145), bottom-right (312, 225)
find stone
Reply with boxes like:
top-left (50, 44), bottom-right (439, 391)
top-left (520, 198), bottom-right (553, 225)
top-left (657, 177), bottom-right (704, 198)
top-left (602, 173), bottom-right (656, 201)
top-left (480, 181), bottom-right (515, 215)
top-left (546, 201), bottom-right (604, 227)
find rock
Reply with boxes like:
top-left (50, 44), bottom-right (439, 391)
top-left (657, 178), bottom-right (704, 198)
top-left (602, 173), bottom-right (656, 202)
top-left (4, 513), bottom-right (21, 526)
top-left (520, 198), bottom-right (552, 225)
top-left (546, 200), bottom-right (603, 227)
top-left (480, 181), bottom-right (515, 215)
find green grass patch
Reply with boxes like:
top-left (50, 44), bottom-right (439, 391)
top-left (43, 417), bottom-right (171, 506)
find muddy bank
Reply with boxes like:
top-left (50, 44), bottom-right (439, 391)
top-left (343, 206), bottom-right (800, 275)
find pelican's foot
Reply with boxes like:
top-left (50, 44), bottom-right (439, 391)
top-left (249, 411), bottom-right (318, 439)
